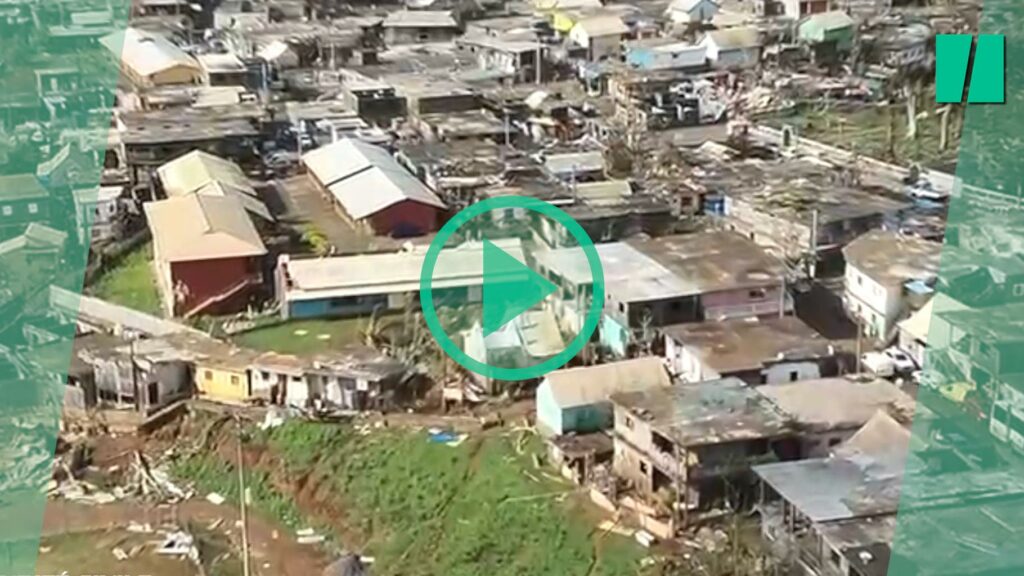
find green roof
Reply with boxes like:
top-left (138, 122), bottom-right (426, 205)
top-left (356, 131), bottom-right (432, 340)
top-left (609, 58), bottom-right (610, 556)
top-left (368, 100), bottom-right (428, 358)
top-left (0, 174), bottom-right (49, 201)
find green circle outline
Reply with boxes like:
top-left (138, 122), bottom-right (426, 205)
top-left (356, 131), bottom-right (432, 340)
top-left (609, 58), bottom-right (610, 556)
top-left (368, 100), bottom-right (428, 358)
top-left (419, 196), bottom-right (605, 381)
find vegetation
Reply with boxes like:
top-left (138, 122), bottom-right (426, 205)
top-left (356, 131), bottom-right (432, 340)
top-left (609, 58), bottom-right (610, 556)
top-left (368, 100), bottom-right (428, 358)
top-left (37, 529), bottom-right (199, 576)
top-left (232, 317), bottom-right (385, 355)
top-left (264, 422), bottom-right (648, 576)
top-left (88, 243), bottom-right (162, 315)
top-left (767, 100), bottom-right (962, 170)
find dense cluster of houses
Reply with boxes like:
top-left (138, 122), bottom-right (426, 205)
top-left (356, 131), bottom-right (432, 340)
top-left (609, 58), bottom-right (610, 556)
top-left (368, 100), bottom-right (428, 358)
top-left (5, 0), bottom-right (1018, 572)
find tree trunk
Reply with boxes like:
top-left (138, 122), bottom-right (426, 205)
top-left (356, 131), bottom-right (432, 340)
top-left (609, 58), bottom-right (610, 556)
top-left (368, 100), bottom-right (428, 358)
top-left (904, 80), bottom-right (918, 141)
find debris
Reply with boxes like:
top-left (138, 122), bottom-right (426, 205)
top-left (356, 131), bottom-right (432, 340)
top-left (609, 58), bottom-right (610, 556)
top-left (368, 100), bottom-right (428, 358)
top-left (127, 521), bottom-right (153, 533)
top-left (155, 530), bottom-right (199, 562)
top-left (260, 407), bottom-right (289, 431)
top-left (635, 530), bottom-right (656, 548)
top-left (598, 520), bottom-right (635, 538)
top-left (206, 492), bottom-right (226, 506)
top-left (112, 547), bottom-right (128, 561)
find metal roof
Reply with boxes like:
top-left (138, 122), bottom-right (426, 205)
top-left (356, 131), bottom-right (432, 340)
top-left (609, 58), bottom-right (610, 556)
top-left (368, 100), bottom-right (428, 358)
top-left (144, 195), bottom-right (267, 263)
top-left (302, 138), bottom-right (445, 220)
top-left (101, 27), bottom-right (200, 79)
top-left (542, 356), bottom-right (671, 409)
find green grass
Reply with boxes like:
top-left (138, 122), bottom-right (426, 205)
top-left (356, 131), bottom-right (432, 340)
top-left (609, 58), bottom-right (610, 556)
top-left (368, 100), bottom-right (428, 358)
top-left (89, 243), bottom-right (162, 315)
top-left (232, 318), bottom-right (374, 355)
top-left (265, 423), bottom-right (647, 576)
top-left (171, 452), bottom-right (308, 531)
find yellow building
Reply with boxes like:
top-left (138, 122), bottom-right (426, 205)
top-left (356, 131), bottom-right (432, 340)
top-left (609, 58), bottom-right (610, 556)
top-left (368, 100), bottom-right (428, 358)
top-left (193, 346), bottom-right (258, 404)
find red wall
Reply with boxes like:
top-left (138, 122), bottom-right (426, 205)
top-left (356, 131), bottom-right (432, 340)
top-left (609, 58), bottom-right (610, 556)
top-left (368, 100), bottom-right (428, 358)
top-left (369, 200), bottom-right (440, 238)
top-left (170, 256), bottom-right (260, 315)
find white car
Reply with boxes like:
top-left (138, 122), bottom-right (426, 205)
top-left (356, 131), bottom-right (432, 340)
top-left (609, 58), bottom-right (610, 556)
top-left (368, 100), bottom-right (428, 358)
top-left (861, 352), bottom-right (895, 377)
top-left (905, 179), bottom-right (948, 201)
top-left (884, 348), bottom-right (917, 374)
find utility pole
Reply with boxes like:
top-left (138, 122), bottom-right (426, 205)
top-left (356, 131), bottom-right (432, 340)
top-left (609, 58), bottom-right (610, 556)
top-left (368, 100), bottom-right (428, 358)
top-left (236, 418), bottom-right (251, 576)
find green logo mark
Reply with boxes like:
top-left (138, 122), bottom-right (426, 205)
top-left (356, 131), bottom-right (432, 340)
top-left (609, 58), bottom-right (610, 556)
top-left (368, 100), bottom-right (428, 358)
top-left (936, 34), bottom-right (1005, 103)
top-left (419, 196), bottom-right (605, 381)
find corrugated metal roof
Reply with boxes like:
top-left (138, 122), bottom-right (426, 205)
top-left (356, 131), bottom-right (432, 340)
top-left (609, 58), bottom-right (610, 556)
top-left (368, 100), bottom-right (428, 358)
top-left (145, 195), bottom-right (266, 263)
top-left (302, 138), bottom-right (445, 220)
top-left (281, 238), bottom-right (524, 301)
top-left (703, 26), bottom-right (761, 50)
top-left (101, 27), bottom-right (200, 78)
top-left (573, 14), bottom-right (628, 37)
top-left (157, 150), bottom-right (272, 221)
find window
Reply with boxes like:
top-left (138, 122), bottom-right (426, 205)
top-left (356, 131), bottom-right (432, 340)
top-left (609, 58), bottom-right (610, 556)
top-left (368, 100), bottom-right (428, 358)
top-left (230, 375), bottom-right (240, 385)
top-left (639, 461), bottom-right (648, 474)
top-left (1, 206), bottom-right (11, 216)
top-left (857, 274), bottom-right (863, 286)
top-left (204, 370), bottom-right (213, 380)
top-left (261, 371), bottom-right (270, 380)
top-left (828, 437), bottom-right (842, 447)
top-left (749, 288), bottom-right (766, 299)
top-left (830, 549), bottom-right (841, 567)
top-left (789, 370), bottom-right (799, 382)
top-left (625, 416), bottom-right (634, 429)
top-left (27, 203), bottom-right (38, 214)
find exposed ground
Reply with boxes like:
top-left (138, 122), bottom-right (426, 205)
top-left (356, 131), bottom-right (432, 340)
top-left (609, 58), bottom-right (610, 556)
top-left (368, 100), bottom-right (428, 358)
top-left (766, 101), bottom-right (961, 171)
top-left (170, 416), bottom-right (651, 576)
top-left (88, 242), bottom-right (163, 316)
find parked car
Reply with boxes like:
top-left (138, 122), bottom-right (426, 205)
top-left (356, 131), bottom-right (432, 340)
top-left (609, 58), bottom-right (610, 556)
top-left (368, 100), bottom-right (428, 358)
top-left (913, 369), bottom-right (942, 390)
top-left (861, 351), bottom-right (895, 377)
top-left (884, 347), bottom-right (917, 374)
top-left (905, 179), bottom-right (948, 201)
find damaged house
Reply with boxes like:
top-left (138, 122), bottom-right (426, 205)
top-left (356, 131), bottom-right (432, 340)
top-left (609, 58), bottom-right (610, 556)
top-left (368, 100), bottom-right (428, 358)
top-left (610, 378), bottom-right (795, 534)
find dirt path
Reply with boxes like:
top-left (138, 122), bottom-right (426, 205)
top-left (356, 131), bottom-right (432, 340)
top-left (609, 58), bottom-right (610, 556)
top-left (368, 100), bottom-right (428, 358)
top-left (42, 500), bottom-right (330, 576)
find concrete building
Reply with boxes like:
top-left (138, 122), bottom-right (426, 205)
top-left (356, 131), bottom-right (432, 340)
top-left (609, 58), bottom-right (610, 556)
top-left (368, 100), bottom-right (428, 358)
top-left (535, 357), bottom-right (671, 436)
top-left (382, 10), bottom-right (460, 45)
top-left (276, 238), bottom-right (525, 319)
top-left (665, 0), bottom-right (720, 25)
top-left (700, 27), bottom-right (762, 69)
top-left (145, 194), bottom-right (267, 317)
top-left (757, 376), bottom-right (915, 458)
top-left (73, 185), bottom-right (123, 245)
top-left (611, 378), bottom-right (795, 529)
top-left (780, 0), bottom-right (829, 18)
top-left (302, 138), bottom-right (446, 238)
top-left (662, 316), bottom-right (838, 385)
top-left (797, 11), bottom-right (856, 52)
top-left (196, 52), bottom-right (249, 87)
top-left (568, 14), bottom-right (629, 62)
top-left (842, 231), bottom-right (941, 342)
top-left (0, 174), bottom-right (50, 238)
top-left (100, 27), bottom-right (202, 88)
top-left (625, 40), bottom-right (707, 72)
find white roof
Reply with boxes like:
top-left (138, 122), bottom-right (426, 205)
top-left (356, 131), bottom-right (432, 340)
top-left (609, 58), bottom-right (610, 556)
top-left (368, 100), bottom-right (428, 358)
top-left (542, 357), bottom-right (671, 409)
top-left (196, 52), bottom-right (246, 73)
top-left (897, 294), bottom-right (967, 344)
top-left (534, 242), bottom-right (693, 303)
top-left (544, 151), bottom-right (605, 176)
top-left (383, 10), bottom-right (458, 28)
top-left (145, 195), bottom-right (266, 263)
top-left (157, 150), bottom-right (271, 221)
top-left (281, 238), bottom-right (525, 301)
top-left (101, 27), bottom-right (200, 79)
top-left (302, 138), bottom-right (445, 220)
top-left (572, 15), bottom-right (628, 37)
top-left (702, 26), bottom-right (761, 50)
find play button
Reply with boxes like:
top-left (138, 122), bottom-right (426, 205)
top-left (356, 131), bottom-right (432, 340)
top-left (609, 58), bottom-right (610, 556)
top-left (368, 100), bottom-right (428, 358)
top-left (482, 238), bottom-right (558, 336)
top-left (419, 196), bottom-right (605, 381)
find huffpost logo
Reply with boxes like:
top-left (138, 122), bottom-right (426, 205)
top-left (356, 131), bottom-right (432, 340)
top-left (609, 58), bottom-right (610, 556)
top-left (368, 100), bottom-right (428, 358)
top-left (936, 34), bottom-right (1006, 103)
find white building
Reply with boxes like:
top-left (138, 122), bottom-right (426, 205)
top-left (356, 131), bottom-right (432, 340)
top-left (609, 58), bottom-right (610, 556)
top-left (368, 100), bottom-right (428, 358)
top-left (73, 185), bottom-right (122, 245)
top-left (568, 15), bottom-right (629, 61)
top-left (700, 27), bottom-right (762, 69)
top-left (842, 230), bottom-right (941, 342)
top-left (665, 0), bottom-right (720, 25)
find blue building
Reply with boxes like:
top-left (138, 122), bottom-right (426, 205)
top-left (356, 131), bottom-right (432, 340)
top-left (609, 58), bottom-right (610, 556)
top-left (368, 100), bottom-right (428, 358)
top-left (535, 357), bottom-right (672, 436)
top-left (276, 238), bottom-right (526, 320)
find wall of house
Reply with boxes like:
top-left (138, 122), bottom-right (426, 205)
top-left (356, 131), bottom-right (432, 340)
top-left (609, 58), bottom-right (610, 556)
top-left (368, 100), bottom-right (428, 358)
top-left (600, 314), bottom-right (631, 357)
top-left (665, 337), bottom-right (721, 383)
top-left (844, 263), bottom-right (901, 339)
top-left (384, 27), bottom-right (457, 46)
top-left (715, 46), bottom-right (761, 69)
top-left (170, 255), bottom-right (260, 316)
top-left (368, 199), bottom-right (440, 238)
top-left (195, 364), bottom-right (251, 402)
top-left (702, 285), bottom-right (785, 321)
top-left (536, 381), bottom-right (564, 436)
top-left (149, 64), bottom-right (203, 87)
top-left (762, 361), bottom-right (821, 385)
top-left (0, 196), bottom-right (50, 236)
